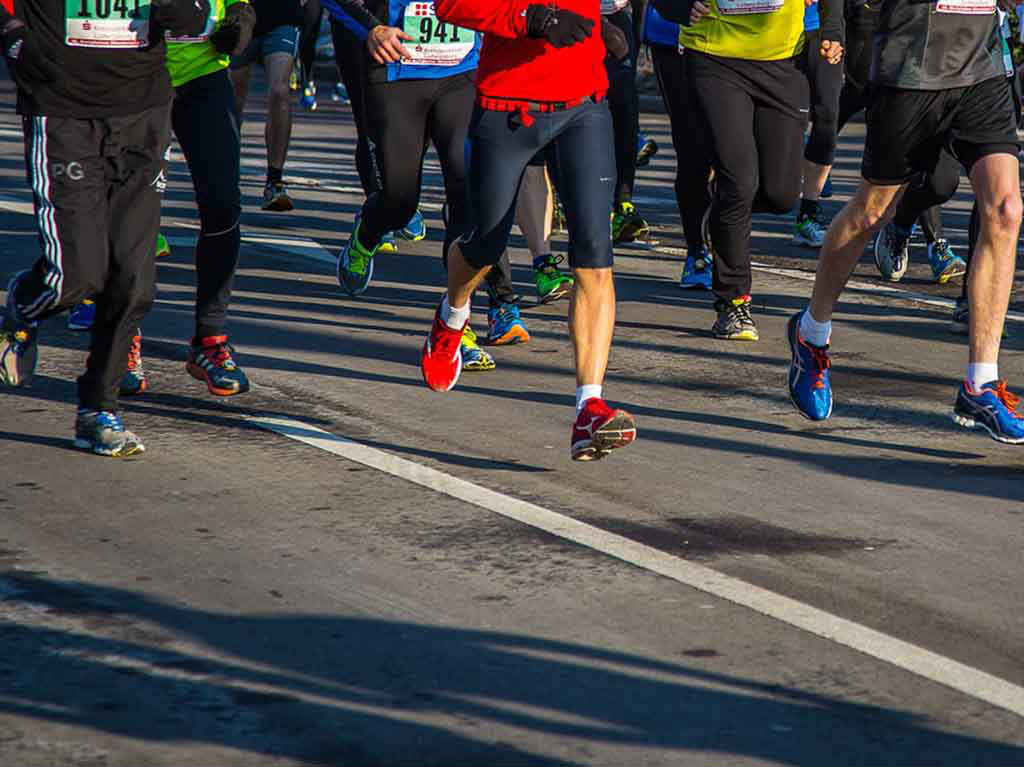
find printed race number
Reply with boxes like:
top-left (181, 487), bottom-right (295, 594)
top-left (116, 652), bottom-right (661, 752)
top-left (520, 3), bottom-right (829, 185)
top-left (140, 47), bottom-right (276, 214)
top-left (66, 0), bottom-right (151, 48)
top-left (402, 2), bottom-right (473, 67)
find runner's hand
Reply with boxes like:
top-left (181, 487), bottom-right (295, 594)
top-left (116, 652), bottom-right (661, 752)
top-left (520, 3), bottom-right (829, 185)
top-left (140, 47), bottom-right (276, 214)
top-left (2, 23), bottom-right (61, 95)
top-left (524, 5), bottom-right (594, 48)
top-left (689, 1), bottom-right (710, 24)
top-left (820, 39), bottom-right (843, 65)
top-left (368, 25), bottom-right (413, 64)
top-left (151, 0), bottom-right (212, 38)
top-left (209, 2), bottom-right (257, 55)
top-left (601, 17), bottom-right (628, 60)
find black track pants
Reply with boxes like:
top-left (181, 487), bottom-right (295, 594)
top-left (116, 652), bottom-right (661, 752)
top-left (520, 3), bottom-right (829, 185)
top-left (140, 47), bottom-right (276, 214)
top-left (651, 44), bottom-right (712, 254)
top-left (331, 19), bottom-right (378, 196)
top-left (13, 103), bottom-right (169, 411)
top-left (803, 29), bottom-right (843, 166)
top-left (172, 69), bottom-right (242, 341)
top-left (604, 8), bottom-right (639, 205)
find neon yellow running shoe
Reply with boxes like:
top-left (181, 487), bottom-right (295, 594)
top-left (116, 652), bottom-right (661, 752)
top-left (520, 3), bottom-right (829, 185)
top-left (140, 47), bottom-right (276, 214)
top-left (461, 326), bottom-right (495, 371)
top-left (155, 232), bottom-right (171, 259)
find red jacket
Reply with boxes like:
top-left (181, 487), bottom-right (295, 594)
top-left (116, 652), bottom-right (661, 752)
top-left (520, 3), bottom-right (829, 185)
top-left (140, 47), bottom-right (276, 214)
top-left (435, 0), bottom-right (607, 103)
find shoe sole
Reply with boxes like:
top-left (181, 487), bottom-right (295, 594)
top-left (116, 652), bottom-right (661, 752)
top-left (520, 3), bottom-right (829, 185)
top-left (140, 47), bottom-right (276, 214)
top-left (487, 327), bottom-right (530, 345)
top-left (262, 197), bottom-right (294, 212)
top-left (786, 314), bottom-right (833, 422)
top-left (67, 321), bottom-right (93, 331)
top-left (463, 361), bottom-right (496, 371)
top-left (398, 229), bottom-right (426, 242)
top-left (614, 223), bottom-right (650, 245)
top-left (73, 437), bottom-right (146, 457)
top-left (951, 411), bottom-right (1024, 444)
top-left (792, 235), bottom-right (823, 248)
top-left (713, 329), bottom-right (759, 341)
top-left (571, 411), bottom-right (637, 461)
top-left (377, 242), bottom-right (398, 253)
top-left (537, 285), bottom-right (573, 304)
top-left (186, 362), bottom-right (250, 397)
top-left (119, 379), bottom-right (148, 396)
top-left (935, 266), bottom-right (966, 285)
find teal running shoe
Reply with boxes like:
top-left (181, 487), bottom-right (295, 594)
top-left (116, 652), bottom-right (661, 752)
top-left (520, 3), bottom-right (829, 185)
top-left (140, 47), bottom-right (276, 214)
top-left (487, 302), bottom-right (530, 345)
top-left (74, 409), bottom-right (145, 457)
top-left (461, 326), bottom-right (495, 371)
top-left (399, 208), bottom-right (427, 241)
top-left (928, 239), bottom-right (966, 284)
top-left (378, 231), bottom-right (398, 253)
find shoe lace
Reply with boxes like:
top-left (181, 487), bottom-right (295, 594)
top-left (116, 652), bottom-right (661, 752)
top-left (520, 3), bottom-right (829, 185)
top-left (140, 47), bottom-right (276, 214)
top-left (95, 411), bottom-right (125, 432)
top-left (734, 300), bottom-right (754, 325)
top-left (808, 345), bottom-right (832, 389)
top-left (539, 254), bottom-right (565, 274)
top-left (201, 341), bottom-right (235, 369)
top-left (127, 335), bottom-right (142, 372)
top-left (994, 381), bottom-right (1023, 418)
top-left (932, 239), bottom-right (952, 259)
top-left (495, 303), bottom-right (520, 324)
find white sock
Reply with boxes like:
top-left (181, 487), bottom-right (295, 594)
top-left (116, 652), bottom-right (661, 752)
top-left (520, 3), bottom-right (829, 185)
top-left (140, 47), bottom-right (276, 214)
top-left (967, 362), bottom-right (998, 392)
top-left (576, 384), bottom-right (602, 412)
top-left (441, 294), bottom-right (469, 331)
top-left (799, 308), bottom-right (832, 347)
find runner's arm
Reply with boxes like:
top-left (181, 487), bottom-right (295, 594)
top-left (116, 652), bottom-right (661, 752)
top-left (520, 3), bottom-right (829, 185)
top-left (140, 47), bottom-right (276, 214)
top-left (435, 0), bottom-right (532, 38)
top-left (322, 0), bottom-right (383, 39)
top-left (651, 0), bottom-right (696, 26)
top-left (817, 0), bottom-right (845, 48)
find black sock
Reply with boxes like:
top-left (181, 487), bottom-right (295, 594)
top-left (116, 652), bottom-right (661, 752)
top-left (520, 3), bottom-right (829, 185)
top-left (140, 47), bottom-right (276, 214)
top-left (799, 198), bottom-right (819, 220)
top-left (267, 166), bottom-right (283, 185)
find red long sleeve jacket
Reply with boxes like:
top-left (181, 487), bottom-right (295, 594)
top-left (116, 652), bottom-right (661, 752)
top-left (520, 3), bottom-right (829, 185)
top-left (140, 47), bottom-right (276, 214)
top-left (435, 0), bottom-right (607, 103)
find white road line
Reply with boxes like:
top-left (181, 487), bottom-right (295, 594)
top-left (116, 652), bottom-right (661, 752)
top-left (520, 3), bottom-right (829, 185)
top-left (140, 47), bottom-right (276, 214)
top-left (250, 414), bottom-right (1024, 720)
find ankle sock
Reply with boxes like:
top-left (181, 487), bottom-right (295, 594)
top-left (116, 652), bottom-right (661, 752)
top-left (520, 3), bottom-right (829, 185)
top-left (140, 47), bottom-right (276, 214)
top-left (576, 384), bottom-right (602, 412)
top-left (967, 362), bottom-right (998, 391)
top-left (441, 295), bottom-right (469, 331)
top-left (799, 309), bottom-right (832, 347)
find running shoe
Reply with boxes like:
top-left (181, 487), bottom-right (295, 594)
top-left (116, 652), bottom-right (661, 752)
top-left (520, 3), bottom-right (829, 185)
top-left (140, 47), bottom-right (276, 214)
top-left (186, 335), bottom-right (250, 396)
top-left (712, 295), bottom-right (758, 341)
top-left (611, 201), bottom-right (650, 244)
top-left (787, 310), bottom-right (833, 421)
top-left (680, 248), bottom-right (712, 290)
top-left (873, 222), bottom-right (910, 282)
top-left (300, 82), bottom-right (318, 111)
top-left (289, 66), bottom-right (299, 91)
top-left (636, 134), bottom-right (658, 167)
top-left (378, 231), bottom-right (398, 253)
top-left (67, 299), bottom-right (96, 331)
top-left (534, 254), bottom-right (574, 304)
top-left (332, 83), bottom-right (349, 103)
top-left (461, 326), bottom-right (495, 371)
top-left (570, 397), bottom-right (637, 461)
top-left (337, 222), bottom-right (379, 296)
top-left (1, 275), bottom-right (38, 387)
top-left (928, 239), bottom-right (966, 284)
top-left (952, 379), bottom-right (1024, 444)
top-left (73, 409), bottom-right (145, 457)
top-left (820, 173), bottom-right (833, 199)
top-left (487, 302), bottom-right (530, 345)
top-left (421, 302), bottom-right (463, 391)
top-left (399, 208), bottom-right (427, 241)
top-left (155, 232), bottom-right (171, 259)
top-left (262, 182), bottom-right (294, 212)
top-left (120, 331), bottom-right (147, 396)
top-left (793, 213), bottom-right (827, 248)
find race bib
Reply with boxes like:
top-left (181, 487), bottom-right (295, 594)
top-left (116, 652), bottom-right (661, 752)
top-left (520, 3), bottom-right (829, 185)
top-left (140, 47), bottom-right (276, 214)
top-left (402, 2), bottom-right (473, 67)
top-left (935, 0), bottom-right (995, 14)
top-left (716, 0), bottom-right (784, 15)
top-left (66, 0), bottom-right (151, 48)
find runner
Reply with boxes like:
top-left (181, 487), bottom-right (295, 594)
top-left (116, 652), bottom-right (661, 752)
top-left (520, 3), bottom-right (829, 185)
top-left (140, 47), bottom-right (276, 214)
top-left (604, 0), bottom-right (651, 243)
top-left (0, 0), bottom-right (208, 456)
top-left (422, 0), bottom-right (638, 462)
top-left (658, 0), bottom-right (844, 341)
top-left (644, 0), bottom-right (713, 288)
top-left (230, 0), bottom-right (305, 211)
top-left (298, 0), bottom-right (323, 110)
top-left (331, 0), bottom-right (482, 309)
top-left (788, 0), bottom-right (1024, 444)
top-left (791, 2), bottom-right (844, 249)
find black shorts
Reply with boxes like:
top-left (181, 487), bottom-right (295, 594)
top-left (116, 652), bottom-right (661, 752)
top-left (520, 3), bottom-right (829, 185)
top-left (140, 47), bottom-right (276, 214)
top-left (862, 76), bottom-right (1020, 185)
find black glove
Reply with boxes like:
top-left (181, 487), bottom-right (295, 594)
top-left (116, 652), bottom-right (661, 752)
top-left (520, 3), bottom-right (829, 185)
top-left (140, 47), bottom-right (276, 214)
top-left (524, 4), bottom-right (594, 48)
top-left (209, 2), bottom-right (256, 55)
top-left (2, 24), bottom-right (62, 95)
top-left (600, 16), bottom-right (628, 60)
top-left (151, 0), bottom-right (212, 38)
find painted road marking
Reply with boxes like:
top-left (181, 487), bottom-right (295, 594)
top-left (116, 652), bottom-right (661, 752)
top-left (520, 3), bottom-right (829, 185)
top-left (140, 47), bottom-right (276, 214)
top-left (250, 415), bottom-right (1024, 720)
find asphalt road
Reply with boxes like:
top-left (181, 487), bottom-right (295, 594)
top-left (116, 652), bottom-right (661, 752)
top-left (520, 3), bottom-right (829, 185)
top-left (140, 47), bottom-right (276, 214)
top-left (0, 72), bottom-right (1023, 766)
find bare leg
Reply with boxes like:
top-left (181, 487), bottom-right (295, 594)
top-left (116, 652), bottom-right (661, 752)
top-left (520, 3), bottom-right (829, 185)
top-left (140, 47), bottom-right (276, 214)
top-left (230, 65), bottom-right (252, 123)
top-left (966, 153), bottom-right (1022, 366)
top-left (262, 52), bottom-right (295, 171)
top-left (808, 179), bottom-right (904, 322)
top-left (801, 159), bottom-right (832, 202)
top-left (447, 241), bottom-right (492, 309)
top-left (516, 164), bottom-right (554, 258)
top-left (570, 267), bottom-right (615, 386)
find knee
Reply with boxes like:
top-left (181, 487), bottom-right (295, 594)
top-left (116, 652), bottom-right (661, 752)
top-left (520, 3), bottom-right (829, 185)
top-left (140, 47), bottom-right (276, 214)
top-left (849, 198), bottom-right (892, 234)
top-left (198, 199), bottom-right (241, 237)
top-left (757, 182), bottom-right (799, 215)
top-left (268, 82), bottom-right (291, 107)
top-left (979, 192), bottom-right (1023, 237)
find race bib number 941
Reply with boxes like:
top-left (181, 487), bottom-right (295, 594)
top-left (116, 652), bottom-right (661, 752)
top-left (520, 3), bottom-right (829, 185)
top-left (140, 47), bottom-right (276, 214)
top-left (66, 0), bottom-right (151, 48)
top-left (402, 2), bottom-right (473, 67)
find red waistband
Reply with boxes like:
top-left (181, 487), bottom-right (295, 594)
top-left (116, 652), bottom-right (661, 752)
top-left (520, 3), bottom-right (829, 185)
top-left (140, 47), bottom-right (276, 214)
top-left (476, 92), bottom-right (606, 127)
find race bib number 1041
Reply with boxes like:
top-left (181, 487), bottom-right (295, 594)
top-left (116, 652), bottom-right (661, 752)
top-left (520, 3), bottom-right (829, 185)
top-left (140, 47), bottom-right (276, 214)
top-left (66, 0), bottom-right (151, 48)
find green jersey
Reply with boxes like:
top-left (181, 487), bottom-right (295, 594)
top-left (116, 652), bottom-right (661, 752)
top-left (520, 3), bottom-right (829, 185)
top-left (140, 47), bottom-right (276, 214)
top-left (166, 0), bottom-right (249, 88)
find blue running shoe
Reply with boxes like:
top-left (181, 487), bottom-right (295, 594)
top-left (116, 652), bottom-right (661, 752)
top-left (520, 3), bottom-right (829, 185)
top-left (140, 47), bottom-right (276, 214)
top-left (680, 249), bottom-right (712, 290)
top-left (67, 300), bottom-right (96, 331)
top-left (378, 231), bottom-right (398, 253)
top-left (299, 83), bottom-right (318, 111)
top-left (821, 173), bottom-right (833, 199)
top-left (337, 222), bottom-right (379, 296)
top-left (332, 83), bottom-right (350, 103)
top-left (928, 239), bottom-right (966, 285)
top-left (487, 302), bottom-right (530, 345)
top-left (787, 311), bottom-right (833, 421)
top-left (1, 274), bottom-right (39, 387)
top-left (952, 380), bottom-right (1024, 444)
top-left (74, 409), bottom-right (145, 457)
top-left (399, 208), bottom-right (427, 241)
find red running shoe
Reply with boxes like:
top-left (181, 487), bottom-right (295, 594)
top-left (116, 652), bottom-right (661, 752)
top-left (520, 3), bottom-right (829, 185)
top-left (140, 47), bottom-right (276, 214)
top-left (421, 304), bottom-right (464, 392)
top-left (571, 398), bottom-right (637, 461)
